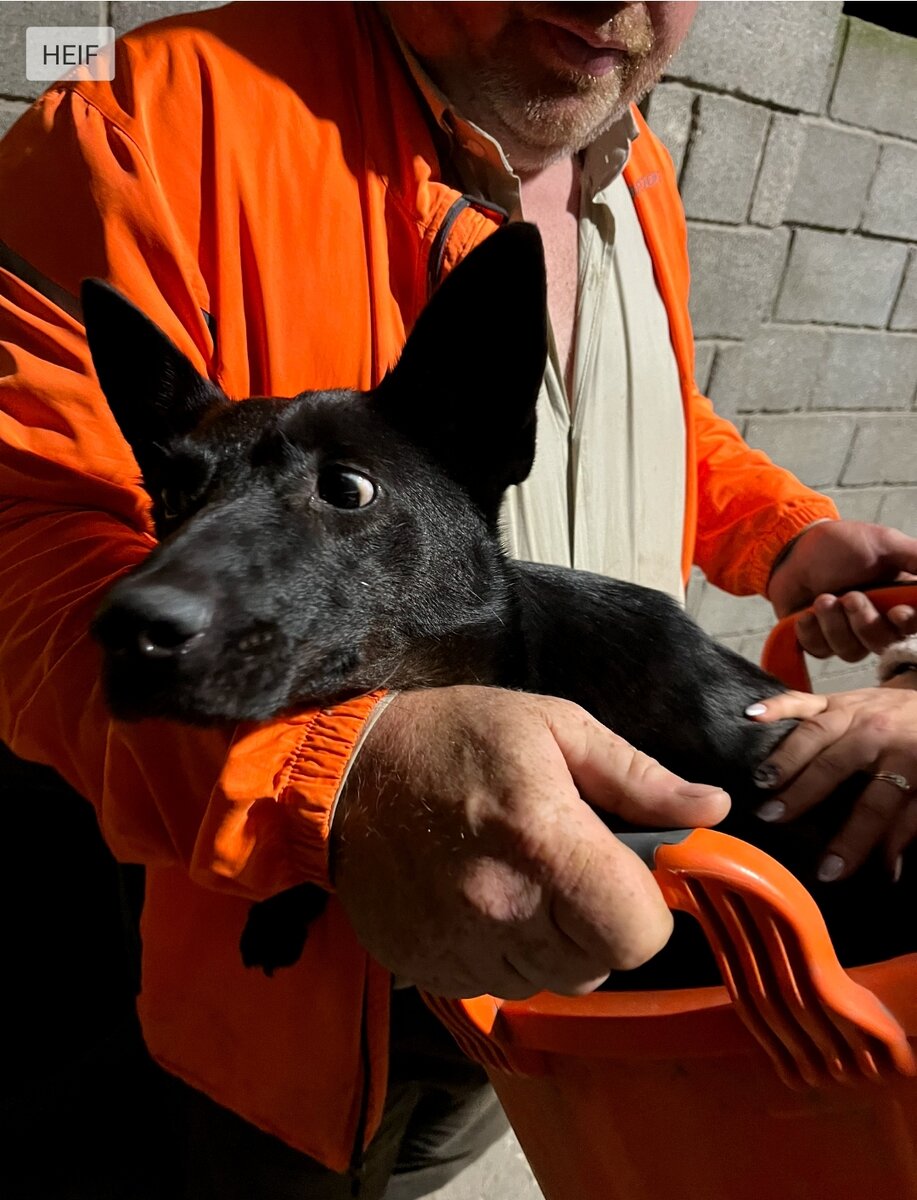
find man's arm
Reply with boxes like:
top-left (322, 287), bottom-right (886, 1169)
top-left (0, 84), bottom-right (382, 899)
top-left (0, 83), bottom-right (732, 1000)
top-left (687, 384), bottom-right (840, 596)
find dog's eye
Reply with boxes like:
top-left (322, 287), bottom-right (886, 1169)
top-left (160, 487), bottom-right (184, 521)
top-left (317, 466), bottom-right (376, 510)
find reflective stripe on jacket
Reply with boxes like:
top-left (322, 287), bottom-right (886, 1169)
top-left (0, 1), bottom-right (838, 1167)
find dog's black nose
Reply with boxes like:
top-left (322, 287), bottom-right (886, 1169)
top-left (94, 583), bottom-right (214, 659)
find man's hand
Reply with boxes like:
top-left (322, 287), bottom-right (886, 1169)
top-left (766, 520), bottom-right (917, 660)
top-left (332, 687), bottom-right (729, 999)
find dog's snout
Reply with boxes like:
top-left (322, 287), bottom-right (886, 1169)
top-left (95, 582), bottom-right (215, 659)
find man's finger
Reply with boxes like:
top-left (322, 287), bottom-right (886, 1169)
top-left (876, 529), bottom-right (917, 578)
top-left (795, 611), bottom-right (833, 659)
top-left (546, 702), bottom-right (730, 829)
top-left (889, 604), bottom-right (917, 634)
top-left (810, 594), bottom-right (869, 662)
top-left (502, 931), bottom-right (611, 997)
top-left (546, 805), bottom-right (675, 971)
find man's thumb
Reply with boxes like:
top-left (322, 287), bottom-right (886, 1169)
top-left (550, 707), bottom-right (731, 829)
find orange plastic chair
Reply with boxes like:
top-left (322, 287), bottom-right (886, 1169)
top-left (430, 584), bottom-right (917, 1200)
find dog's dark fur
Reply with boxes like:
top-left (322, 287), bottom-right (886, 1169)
top-left (83, 225), bottom-right (912, 989)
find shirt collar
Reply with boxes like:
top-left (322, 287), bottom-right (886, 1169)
top-left (394, 30), bottom-right (639, 204)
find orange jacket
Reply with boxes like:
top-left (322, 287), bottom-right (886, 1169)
top-left (0, 1), bottom-right (838, 1168)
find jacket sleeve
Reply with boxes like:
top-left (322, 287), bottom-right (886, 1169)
top-left (0, 86), bottom-right (385, 899)
top-left (688, 383), bottom-right (839, 597)
top-left (629, 107), bottom-right (840, 598)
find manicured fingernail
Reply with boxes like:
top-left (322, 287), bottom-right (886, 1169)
top-left (745, 703), bottom-right (767, 717)
top-left (894, 855), bottom-right (903, 884)
top-left (817, 853), bottom-right (846, 883)
top-left (756, 799), bottom-right (786, 822)
top-left (753, 763), bottom-right (780, 789)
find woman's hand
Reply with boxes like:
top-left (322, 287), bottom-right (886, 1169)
top-left (745, 685), bottom-right (917, 882)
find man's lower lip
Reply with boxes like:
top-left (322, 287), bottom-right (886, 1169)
top-left (539, 23), bottom-right (626, 77)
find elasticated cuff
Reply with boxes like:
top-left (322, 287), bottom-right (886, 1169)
top-left (197, 690), bottom-right (389, 898)
top-left (710, 499), bottom-right (840, 597)
top-left (283, 691), bottom-right (391, 891)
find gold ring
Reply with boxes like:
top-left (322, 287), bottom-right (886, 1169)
top-left (871, 771), bottom-right (911, 793)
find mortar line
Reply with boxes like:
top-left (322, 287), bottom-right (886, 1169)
top-left (686, 214), bottom-right (916, 249)
top-left (885, 248), bottom-right (913, 331)
top-left (745, 109), bottom-right (774, 226)
top-left (825, 14), bottom-right (852, 117)
top-left (837, 421), bottom-right (861, 490)
top-left (661, 76), bottom-right (917, 149)
top-left (769, 226), bottom-right (795, 323)
top-left (675, 91), bottom-right (702, 192)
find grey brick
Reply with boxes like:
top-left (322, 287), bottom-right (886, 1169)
top-left (879, 488), bottom-right (917, 538)
top-left (690, 579), bottom-right (775, 637)
top-left (820, 487), bottom-right (885, 523)
top-left (680, 94), bottom-right (769, 224)
top-left (112, 2), bottom-right (225, 36)
top-left (831, 18), bottom-right (917, 141)
top-left (811, 331), bottom-right (917, 411)
top-left (813, 662), bottom-right (879, 693)
top-left (0, 2), bottom-right (106, 99)
top-left (776, 230), bottom-right (907, 328)
top-left (891, 252), bottom-right (917, 333)
top-left (714, 633), bottom-right (747, 656)
top-left (809, 648), bottom-right (877, 681)
top-left (684, 567), bottom-right (706, 621)
top-left (693, 341), bottom-right (717, 393)
top-left (783, 123), bottom-right (879, 231)
top-left (739, 631), bottom-right (769, 667)
top-left (688, 225), bottom-right (790, 339)
top-left (750, 115), bottom-right (806, 228)
top-left (709, 328), bottom-right (825, 414)
top-left (862, 144), bottom-right (917, 243)
top-left (643, 82), bottom-right (694, 177)
top-left (667, 1), bottom-right (842, 113)
top-left (0, 100), bottom-right (28, 139)
top-left (744, 413), bottom-right (856, 488)
top-left (842, 416), bottom-right (917, 485)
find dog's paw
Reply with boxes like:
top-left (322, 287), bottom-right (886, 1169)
top-left (239, 883), bottom-right (329, 976)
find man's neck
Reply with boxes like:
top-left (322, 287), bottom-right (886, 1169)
top-left (519, 157), bottom-right (582, 398)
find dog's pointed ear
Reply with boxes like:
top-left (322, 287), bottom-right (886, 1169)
top-left (81, 279), bottom-right (227, 483)
top-left (373, 222), bottom-right (547, 521)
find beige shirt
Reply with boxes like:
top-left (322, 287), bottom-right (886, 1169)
top-left (403, 53), bottom-right (687, 603)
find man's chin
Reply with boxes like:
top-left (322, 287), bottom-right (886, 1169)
top-left (493, 95), bottom-right (627, 170)
top-left (481, 55), bottom-right (661, 168)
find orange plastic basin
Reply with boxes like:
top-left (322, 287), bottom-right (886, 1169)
top-left (430, 585), bottom-right (917, 1200)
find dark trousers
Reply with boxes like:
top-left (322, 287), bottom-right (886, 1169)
top-left (180, 986), bottom-right (509, 1200)
top-left (1, 743), bottom-right (506, 1199)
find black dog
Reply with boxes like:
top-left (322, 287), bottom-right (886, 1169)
top-left (84, 225), bottom-right (911, 989)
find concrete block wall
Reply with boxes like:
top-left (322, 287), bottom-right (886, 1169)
top-left (2, 2), bottom-right (915, 689)
top-left (649, 2), bottom-right (917, 688)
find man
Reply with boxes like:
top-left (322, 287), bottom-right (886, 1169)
top-left (0, 3), bottom-right (915, 1196)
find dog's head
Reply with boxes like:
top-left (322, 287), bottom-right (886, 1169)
top-left (85, 224), bottom-right (547, 722)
